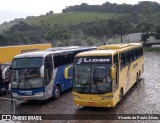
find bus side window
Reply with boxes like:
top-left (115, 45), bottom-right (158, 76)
top-left (137, 48), bottom-right (140, 58)
top-left (136, 48), bottom-right (138, 59)
top-left (69, 53), bottom-right (74, 64)
top-left (124, 52), bottom-right (129, 65)
top-left (133, 49), bottom-right (137, 60)
top-left (44, 54), bottom-right (53, 85)
top-left (129, 50), bottom-right (133, 62)
top-left (63, 54), bottom-right (67, 65)
top-left (120, 53), bottom-right (125, 69)
top-left (141, 47), bottom-right (144, 55)
top-left (114, 54), bottom-right (118, 64)
top-left (140, 47), bottom-right (143, 56)
top-left (54, 55), bottom-right (61, 68)
top-left (139, 47), bottom-right (142, 56)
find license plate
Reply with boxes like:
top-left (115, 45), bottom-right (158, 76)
top-left (88, 102), bottom-right (96, 105)
top-left (23, 98), bottom-right (29, 100)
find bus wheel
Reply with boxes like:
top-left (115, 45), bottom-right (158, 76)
top-left (11, 94), bottom-right (13, 104)
top-left (119, 89), bottom-right (123, 101)
top-left (136, 74), bottom-right (139, 83)
top-left (0, 89), bottom-right (2, 96)
top-left (54, 86), bottom-right (61, 99)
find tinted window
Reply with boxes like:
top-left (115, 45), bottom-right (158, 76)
top-left (120, 53), bottom-right (125, 69)
top-left (12, 58), bottom-right (43, 68)
top-left (114, 54), bottom-right (118, 64)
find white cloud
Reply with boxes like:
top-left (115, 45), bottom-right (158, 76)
top-left (0, 10), bottom-right (31, 24)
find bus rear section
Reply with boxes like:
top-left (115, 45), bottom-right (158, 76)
top-left (0, 43), bottom-right (51, 64)
top-left (72, 43), bottom-right (144, 107)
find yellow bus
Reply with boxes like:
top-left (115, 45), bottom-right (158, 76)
top-left (0, 43), bottom-right (52, 64)
top-left (72, 43), bottom-right (144, 107)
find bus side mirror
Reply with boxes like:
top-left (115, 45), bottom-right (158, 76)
top-left (111, 65), bottom-right (116, 80)
top-left (64, 65), bottom-right (73, 79)
top-left (40, 65), bottom-right (44, 78)
top-left (2, 66), bottom-right (10, 80)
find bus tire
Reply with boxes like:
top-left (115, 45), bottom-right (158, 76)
top-left (139, 71), bottom-right (141, 81)
top-left (54, 86), bottom-right (61, 99)
top-left (136, 73), bottom-right (139, 83)
top-left (11, 94), bottom-right (13, 104)
top-left (0, 89), bottom-right (2, 96)
top-left (119, 89), bottom-right (123, 101)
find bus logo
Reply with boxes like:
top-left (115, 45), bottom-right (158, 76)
top-left (19, 90), bottom-right (32, 95)
top-left (77, 58), bottom-right (110, 64)
top-left (77, 58), bottom-right (83, 64)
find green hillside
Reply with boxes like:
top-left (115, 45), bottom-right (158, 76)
top-left (0, 12), bottom-right (126, 32)
top-left (24, 12), bottom-right (125, 26)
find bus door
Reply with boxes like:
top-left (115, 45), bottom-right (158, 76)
top-left (113, 54), bottom-right (119, 91)
top-left (66, 53), bottom-right (74, 88)
top-left (44, 54), bottom-right (54, 99)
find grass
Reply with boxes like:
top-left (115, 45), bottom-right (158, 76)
top-left (0, 12), bottom-right (126, 32)
top-left (24, 12), bottom-right (125, 26)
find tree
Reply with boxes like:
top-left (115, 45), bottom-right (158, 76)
top-left (0, 34), bottom-right (8, 46)
top-left (154, 23), bottom-right (160, 40)
top-left (137, 22), bottom-right (154, 44)
top-left (44, 25), bottom-right (72, 42)
top-left (49, 10), bottom-right (54, 15)
top-left (142, 4), bottom-right (150, 21)
top-left (108, 18), bottom-right (133, 43)
top-left (46, 10), bottom-right (54, 15)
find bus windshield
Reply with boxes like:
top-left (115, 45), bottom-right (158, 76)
top-left (11, 58), bottom-right (44, 89)
top-left (11, 68), bottom-right (43, 89)
top-left (73, 64), bottom-right (112, 94)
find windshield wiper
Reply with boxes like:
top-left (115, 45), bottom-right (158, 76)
top-left (94, 82), bottom-right (102, 94)
top-left (26, 81), bottom-right (33, 89)
top-left (79, 74), bottom-right (91, 94)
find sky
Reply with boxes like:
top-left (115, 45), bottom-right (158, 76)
top-left (0, 0), bottom-right (159, 24)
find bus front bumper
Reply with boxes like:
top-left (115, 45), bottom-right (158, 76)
top-left (74, 98), bottom-right (115, 107)
top-left (12, 93), bottom-right (45, 101)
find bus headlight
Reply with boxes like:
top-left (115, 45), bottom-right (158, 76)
top-left (35, 92), bottom-right (44, 96)
top-left (74, 95), bottom-right (81, 99)
top-left (102, 95), bottom-right (113, 100)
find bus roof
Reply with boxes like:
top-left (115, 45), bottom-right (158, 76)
top-left (98, 43), bottom-right (142, 50)
top-left (76, 43), bottom-right (142, 57)
top-left (76, 50), bottom-right (117, 57)
top-left (47, 46), bottom-right (81, 51)
top-left (13, 46), bottom-right (96, 59)
top-left (13, 51), bottom-right (60, 59)
top-left (0, 43), bottom-right (51, 49)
